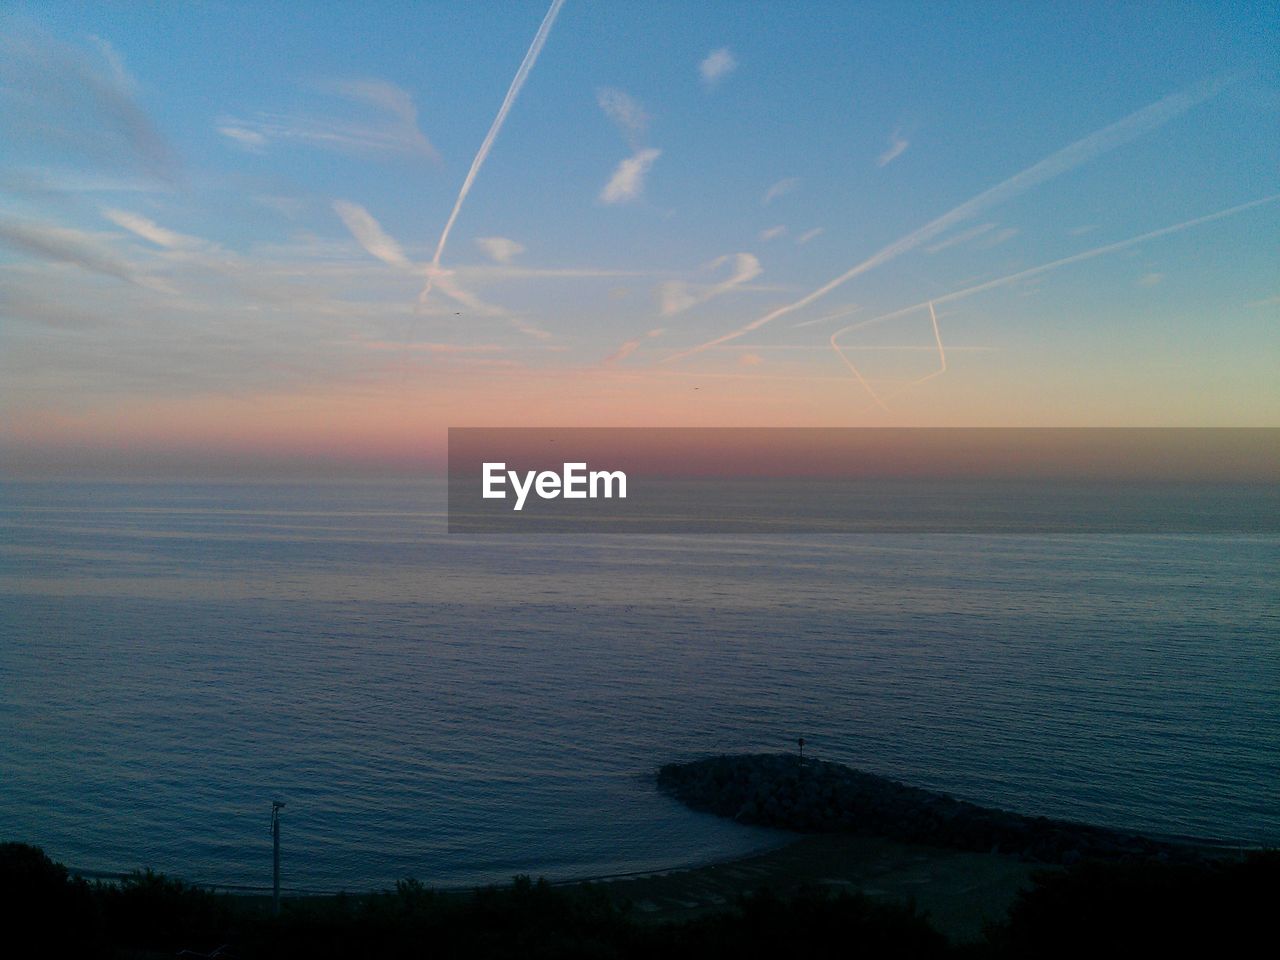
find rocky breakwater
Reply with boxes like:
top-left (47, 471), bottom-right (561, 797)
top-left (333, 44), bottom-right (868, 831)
top-left (657, 753), bottom-right (1195, 865)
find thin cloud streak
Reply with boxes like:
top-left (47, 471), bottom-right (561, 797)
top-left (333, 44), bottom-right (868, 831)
top-left (659, 253), bottom-right (762, 315)
top-left (710, 343), bottom-right (992, 352)
top-left (420, 0), bottom-right (567, 304)
top-left (877, 129), bottom-right (909, 167)
top-left (664, 76), bottom-right (1231, 363)
top-left (219, 79), bottom-right (438, 159)
top-left (456, 264), bottom-right (653, 281)
top-left (102, 208), bottom-right (203, 250)
top-left (603, 327), bottom-right (664, 365)
top-left (925, 222), bottom-right (995, 253)
top-left (334, 200), bottom-right (512, 316)
top-left (978, 226), bottom-right (1019, 249)
top-left (762, 177), bottom-right (799, 205)
top-left (333, 200), bottom-right (413, 270)
top-left (0, 215), bottom-right (164, 289)
top-left (218, 126), bottom-right (267, 150)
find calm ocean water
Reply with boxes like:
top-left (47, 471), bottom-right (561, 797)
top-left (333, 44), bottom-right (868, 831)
top-left (1, 481), bottom-right (1276, 891)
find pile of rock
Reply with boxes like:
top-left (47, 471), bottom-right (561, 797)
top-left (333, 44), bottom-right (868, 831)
top-left (657, 753), bottom-right (1186, 865)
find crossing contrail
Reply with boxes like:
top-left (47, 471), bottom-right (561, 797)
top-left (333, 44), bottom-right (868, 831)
top-left (829, 194), bottom-right (1279, 407)
top-left (828, 301), bottom-right (947, 410)
top-left (419, 0), bottom-right (567, 305)
top-left (662, 76), bottom-right (1229, 362)
top-left (832, 194), bottom-right (1280, 342)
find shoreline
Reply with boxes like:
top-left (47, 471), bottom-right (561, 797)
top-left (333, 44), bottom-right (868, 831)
top-left (54, 753), bottom-right (1258, 899)
top-left (37, 752), bottom-right (1266, 949)
top-left (45, 753), bottom-right (1264, 944)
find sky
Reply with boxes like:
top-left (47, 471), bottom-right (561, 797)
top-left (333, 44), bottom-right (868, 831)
top-left (1, 1), bottom-right (1277, 476)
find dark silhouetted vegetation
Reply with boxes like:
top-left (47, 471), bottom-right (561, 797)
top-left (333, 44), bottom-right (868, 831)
top-left (1, 841), bottom-right (1274, 958)
top-left (986, 850), bottom-right (1280, 958)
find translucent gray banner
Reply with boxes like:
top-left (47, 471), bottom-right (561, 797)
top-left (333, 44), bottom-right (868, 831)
top-left (447, 428), bottom-right (1279, 534)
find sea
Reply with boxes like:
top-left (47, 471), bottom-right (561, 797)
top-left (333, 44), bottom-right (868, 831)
top-left (1, 480), bottom-right (1276, 892)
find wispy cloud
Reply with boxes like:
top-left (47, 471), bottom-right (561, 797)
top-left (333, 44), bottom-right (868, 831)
top-left (758, 225), bottom-right (787, 242)
top-left (700, 47), bottom-right (737, 86)
top-left (511, 319), bottom-right (553, 340)
top-left (219, 78), bottom-right (438, 159)
top-left (456, 264), bottom-right (651, 281)
top-left (600, 148), bottom-right (661, 204)
top-left (0, 26), bottom-right (177, 181)
top-left (1137, 271), bottom-right (1164, 287)
top-left (596, 87), bottom-right (650, 148)
top-left (333, 200), bottom-right (512, 317)
top-left (88, 35), bottom-right (133, 94)
top-left (977, 226), bottom-right (1019, 249)
top-left (0, 287), bottom-right (108, 330)
top-left (925, 222), bottom-right (995, 253)
top-left (0, 214), bottom-right (165, 289)
top-left (659, 253), bottom-right (761, 315)
top-left (666, 77), bottom-right (1232, 362)
top-left (217, 126), bottom-right (267, 150)
top-left (332, 200), bottom-right (413, 270)
top-left (420, 0), bottom-right (567, 305)
top-left (475, 236), bottom-right (526, 264)
top-left (603, 327), bottom-right (665, 365)
top-left (354, 340), bottom-right (506, 354)
top-left (877, 129), bottom-right (909, 167)
top-left (101, 208), bottom-right (204, 250)
top-left (795, 227), bottom-right (824, 245)
top-left (595, 84), bottom-right (662, 208)
top-left (762, 177), bottom-right (799, 205)
top-left (254, 195), bottom-right (307, 219)
top-left (0, 169), bottom-right (170, 196)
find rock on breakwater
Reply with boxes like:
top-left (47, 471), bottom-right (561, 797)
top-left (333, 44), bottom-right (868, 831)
top-left (657, 754), bottom-right (1191, 865)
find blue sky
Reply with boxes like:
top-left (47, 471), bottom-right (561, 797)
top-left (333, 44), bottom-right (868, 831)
top-left (1, 1), bottom-right (1277, 472)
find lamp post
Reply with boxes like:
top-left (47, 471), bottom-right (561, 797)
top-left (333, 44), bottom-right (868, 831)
top-left (271, 800), bottom-right (286, 916)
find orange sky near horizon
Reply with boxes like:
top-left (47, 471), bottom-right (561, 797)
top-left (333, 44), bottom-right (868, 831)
top-left (5, 356), bottom-right (1279, 479)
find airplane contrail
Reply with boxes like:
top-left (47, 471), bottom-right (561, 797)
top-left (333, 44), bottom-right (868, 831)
top-left (829, 194), bottom-right (1279, 408)
top-left (831, 193), bottom-right (1280, 343)
top-left (828, 301), bottom-right (948, 409)
top-left (419, 0), bottom-right (567, 305)
top-left (792, 303), bottom-right (863, 328)
top-left (662, 76), bottom-right (1230, 362)
top-left (923, 300), bottom-right (946, 382)
top-left (829, 338), bottom-right (891, 410)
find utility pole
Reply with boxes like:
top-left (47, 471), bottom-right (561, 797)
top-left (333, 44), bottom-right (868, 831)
top-left (271, 800), bottom-right (286, 916)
